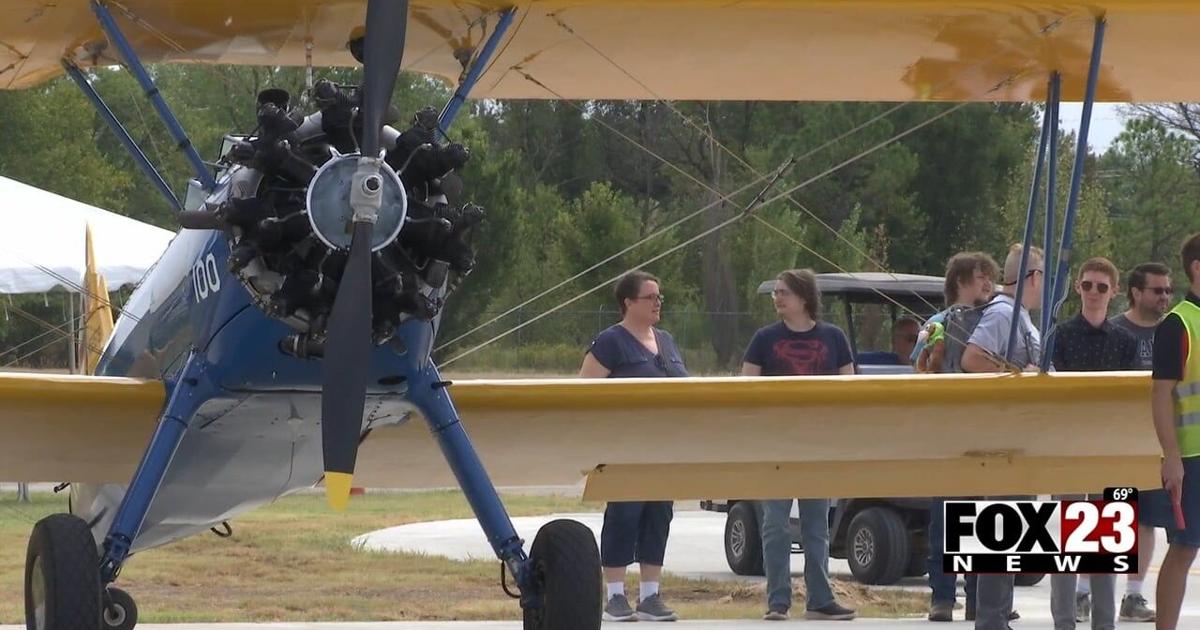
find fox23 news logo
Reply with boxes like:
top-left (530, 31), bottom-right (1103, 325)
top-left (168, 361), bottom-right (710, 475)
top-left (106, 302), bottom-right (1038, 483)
top-left (943, 487), bottom-right (1138, 574)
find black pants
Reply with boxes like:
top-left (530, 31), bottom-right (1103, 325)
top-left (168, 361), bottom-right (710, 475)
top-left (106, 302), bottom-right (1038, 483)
top-left (600, 501), bottom-right (673, 568)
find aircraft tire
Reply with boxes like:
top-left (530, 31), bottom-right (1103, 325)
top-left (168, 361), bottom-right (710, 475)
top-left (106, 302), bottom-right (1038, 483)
top-left (103, 587), bottom-right (137, 630)
top-left (521, 519), bottom-right (602, 630)
top-left (24, 513), bottom-right (102, 630)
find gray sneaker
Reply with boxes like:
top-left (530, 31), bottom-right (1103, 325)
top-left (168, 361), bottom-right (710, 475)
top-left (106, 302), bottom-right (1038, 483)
top-left (1076, 593), bottom-right (1090, 623)
top-left (636, 594), bottom-right (678, 622)
top-left (1120, 594), bottom-right (1156, 622)
top-left (604, 594), bottom-right (637, 622)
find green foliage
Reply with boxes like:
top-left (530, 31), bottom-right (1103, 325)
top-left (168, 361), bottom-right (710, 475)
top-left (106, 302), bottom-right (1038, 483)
top-left (1099, 117), bottom-right (1200, 279)
top-left (995, 129), bottom-right (1113, 266)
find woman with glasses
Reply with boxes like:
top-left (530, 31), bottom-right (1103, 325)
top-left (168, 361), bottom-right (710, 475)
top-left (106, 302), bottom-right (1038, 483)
top-left (580, 270), bottom-right (687, 622)
top-left (741, 268), bottom-right (858, 621)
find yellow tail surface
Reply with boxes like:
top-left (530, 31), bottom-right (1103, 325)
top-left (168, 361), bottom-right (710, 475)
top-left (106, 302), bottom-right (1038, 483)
top-left (82, 223), bottom-right (114, 375)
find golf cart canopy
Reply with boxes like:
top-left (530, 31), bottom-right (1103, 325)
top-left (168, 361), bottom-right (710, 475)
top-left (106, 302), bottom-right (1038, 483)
top-left (757, 273), bottom-right (944, 305)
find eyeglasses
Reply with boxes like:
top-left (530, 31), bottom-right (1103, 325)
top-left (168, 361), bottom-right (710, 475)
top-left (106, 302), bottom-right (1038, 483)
top-left (633, 294), bottom-right (664, 303)
top-left (1080, 280), bottom-right (1110, 294)
top-left (1144, 286), bottom-right (1174, 296)
top-left (771, 288), bottom-right (795, 297)
top-left (1003, 269), bottom-right (1043, 286)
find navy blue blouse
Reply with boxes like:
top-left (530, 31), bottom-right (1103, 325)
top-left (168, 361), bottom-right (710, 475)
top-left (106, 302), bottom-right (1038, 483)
top-left (587, 324), bottom-right (689, 378)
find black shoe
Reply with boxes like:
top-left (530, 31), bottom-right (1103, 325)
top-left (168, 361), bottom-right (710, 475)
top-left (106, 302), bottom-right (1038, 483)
top-left (805, 602), bottom-right (857, 621)
top-left (928, 602), bottom-right (954, 621)
top-left (965, 607), bottom-right (1019, 622)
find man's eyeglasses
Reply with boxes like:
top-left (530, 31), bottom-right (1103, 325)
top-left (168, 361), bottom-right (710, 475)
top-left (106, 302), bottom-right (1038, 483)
top-left (1002, 269), bottom-right (1043, 286)
top-left (633, 294), bottom-right (664, 303)
top-left (1080, 280), bottom-right (1110, 294)
top-left (1143, 286), bottom-right (1174, 296)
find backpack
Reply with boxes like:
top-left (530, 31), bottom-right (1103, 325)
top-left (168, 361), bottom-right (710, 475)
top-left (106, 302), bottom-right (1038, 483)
top-left (938, 301), bottom-right (1001, 374)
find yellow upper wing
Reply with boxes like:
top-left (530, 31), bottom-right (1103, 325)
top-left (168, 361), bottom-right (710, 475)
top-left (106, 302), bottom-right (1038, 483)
top-left (4, 1), bottom-right (1200, 102)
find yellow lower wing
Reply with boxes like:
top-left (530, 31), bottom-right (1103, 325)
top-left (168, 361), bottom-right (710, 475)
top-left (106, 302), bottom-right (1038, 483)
top-left (0, 371), bottom-right (1161, 500)
top-left (356, 371), bottom-right (1163, 501)
top-left (0, 373), bottom-right (164, 483)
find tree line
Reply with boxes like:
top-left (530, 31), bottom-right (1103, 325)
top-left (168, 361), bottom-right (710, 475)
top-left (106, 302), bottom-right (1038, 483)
top-left (1, 65), bottom-right (1197, 373)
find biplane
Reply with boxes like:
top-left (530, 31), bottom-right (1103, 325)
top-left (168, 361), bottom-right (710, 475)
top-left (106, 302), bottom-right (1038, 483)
top-left (0, 1), bottom-right (1187, 628)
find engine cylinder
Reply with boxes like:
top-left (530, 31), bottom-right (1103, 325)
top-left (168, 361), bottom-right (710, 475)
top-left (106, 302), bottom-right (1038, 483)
top-left (194, 85), bottom-right (485, 348)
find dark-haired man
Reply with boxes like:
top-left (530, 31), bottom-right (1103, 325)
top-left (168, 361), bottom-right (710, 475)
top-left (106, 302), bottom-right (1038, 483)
top-left (1093, 262), bottom-right (1174, 623)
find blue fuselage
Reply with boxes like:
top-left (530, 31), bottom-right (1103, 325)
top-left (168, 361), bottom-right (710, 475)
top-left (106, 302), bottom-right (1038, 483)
top-left (79, 187), bottom-right (425, 553)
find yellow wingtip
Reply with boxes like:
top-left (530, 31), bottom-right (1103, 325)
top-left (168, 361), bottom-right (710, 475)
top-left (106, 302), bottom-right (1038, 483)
top-left (324, 472), bottom-right (354, 511)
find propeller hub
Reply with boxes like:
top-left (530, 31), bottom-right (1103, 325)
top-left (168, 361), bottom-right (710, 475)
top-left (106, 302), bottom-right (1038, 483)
top-left (306, 153), bottom-right (408, 252)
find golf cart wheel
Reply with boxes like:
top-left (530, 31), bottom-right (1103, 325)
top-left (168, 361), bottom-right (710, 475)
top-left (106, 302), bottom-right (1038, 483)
top-left (25, 513), bottom-right (102, 630)
top-left (103, 587), bottom-right (137, 630)
top-left (724, 502), bottom-right (764, 576)
top-left (522, 519), bottom-right (602, 630)
top-left (845, 507), bottom-right (909, 585)
top-left (1015, 573), bottom-right (1045, 587)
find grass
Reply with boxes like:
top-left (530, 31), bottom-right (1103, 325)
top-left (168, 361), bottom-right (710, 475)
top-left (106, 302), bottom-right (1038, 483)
top-left (0, 490), bottom-right (926, 622)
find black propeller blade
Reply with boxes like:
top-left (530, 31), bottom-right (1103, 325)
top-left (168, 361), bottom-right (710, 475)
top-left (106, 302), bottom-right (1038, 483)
top-left (359, 0), bottom-right (409, 160)
top-left (321, 0), bottom-right (409, 511)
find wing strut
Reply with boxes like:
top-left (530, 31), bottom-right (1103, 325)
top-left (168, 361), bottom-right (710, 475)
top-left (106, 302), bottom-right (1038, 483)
top-left (1040, 18), bottom-right (1107, 371)
top-left (89, 0), bottom-right (216, 192)
top-left (438, 8), bottom-right (518, 133)
top-left (60, 60), bottom-right (182, 212)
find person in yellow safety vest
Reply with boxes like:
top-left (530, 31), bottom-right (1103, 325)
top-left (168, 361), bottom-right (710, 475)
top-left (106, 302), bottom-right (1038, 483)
top-left (1150, 232), bottom-right (1200, 630)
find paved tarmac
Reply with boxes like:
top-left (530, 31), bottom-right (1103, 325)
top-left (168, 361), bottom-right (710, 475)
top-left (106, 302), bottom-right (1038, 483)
top-left (8, 510), bottom-right (1200, 628)
top-left (0, 620), bottom-right (1183, 629)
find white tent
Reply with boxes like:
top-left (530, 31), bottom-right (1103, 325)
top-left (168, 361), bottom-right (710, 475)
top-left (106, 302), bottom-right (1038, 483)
top-left (0, 176), bottom-right (175, 294)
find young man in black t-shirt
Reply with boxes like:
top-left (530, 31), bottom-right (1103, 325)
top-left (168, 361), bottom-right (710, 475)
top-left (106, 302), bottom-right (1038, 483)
top-left (1048, 257), bottom-right (1136, 630)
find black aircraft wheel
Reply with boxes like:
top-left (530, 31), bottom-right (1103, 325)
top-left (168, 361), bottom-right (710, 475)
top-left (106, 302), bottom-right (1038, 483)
top-left (25, 513), bottom-right (102, 630)
top-left (103, 587), bottom-right (137, 630)
top-left (521, 519), bottom-right (602, 630)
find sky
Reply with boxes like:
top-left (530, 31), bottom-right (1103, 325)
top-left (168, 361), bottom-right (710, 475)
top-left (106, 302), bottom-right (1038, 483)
top-left (1056, 102), bottom-right (1128, 155)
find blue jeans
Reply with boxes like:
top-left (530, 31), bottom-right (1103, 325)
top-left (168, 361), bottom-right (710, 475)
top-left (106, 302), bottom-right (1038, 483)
top-left (759, 498), bottom-right (835, 612)
top-left (928, 497), bottom-right (977, 606)
top-left (600, 501), bottom-right (673, 567)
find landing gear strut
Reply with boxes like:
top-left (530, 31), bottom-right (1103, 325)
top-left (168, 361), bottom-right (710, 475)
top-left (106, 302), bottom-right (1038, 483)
top-left (401, 327), bottom-right (602, 630)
